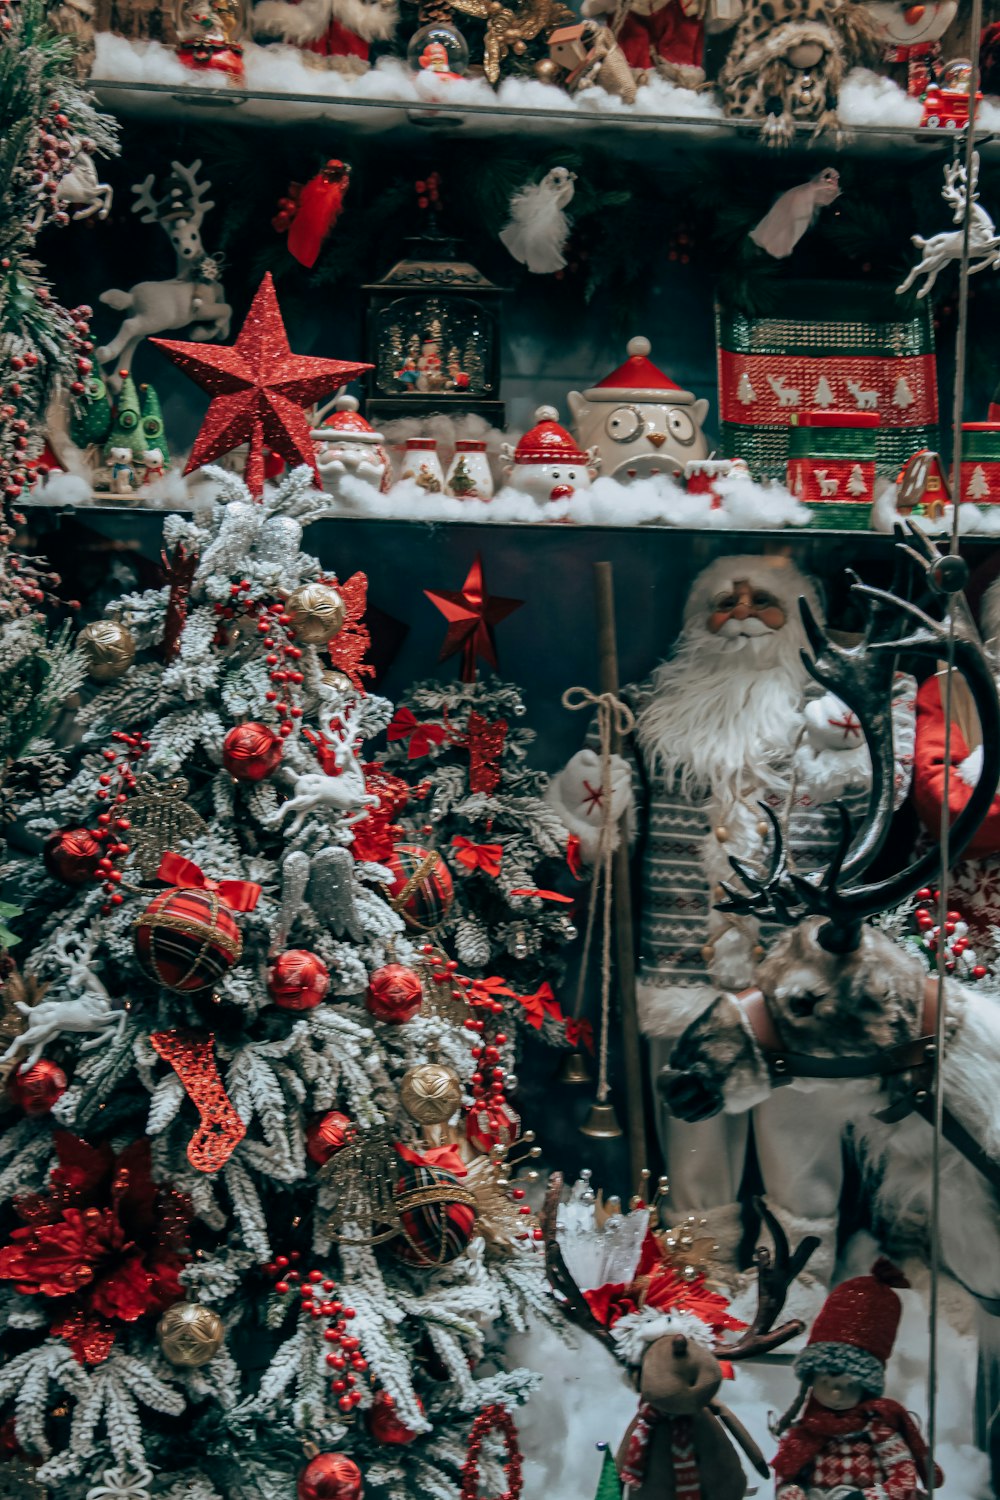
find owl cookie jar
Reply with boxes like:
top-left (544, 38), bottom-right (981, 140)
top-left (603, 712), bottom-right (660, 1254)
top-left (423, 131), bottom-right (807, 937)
top-left (567, 336), bottom-right (709, 483)
top-left (312, 395), bottom-right (393, 495)
top-left (500, 406), bottom-right (598, 505)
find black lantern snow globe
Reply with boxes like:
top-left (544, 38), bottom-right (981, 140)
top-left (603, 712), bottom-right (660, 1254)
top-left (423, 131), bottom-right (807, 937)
top-left (363, 174), bottom-right (505, 425)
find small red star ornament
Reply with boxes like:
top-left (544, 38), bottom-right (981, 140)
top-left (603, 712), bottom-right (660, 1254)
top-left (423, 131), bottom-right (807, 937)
top-left (425, 554), bottom-right (523, 682)
top-left (152, 273), bottom-right (371, 498)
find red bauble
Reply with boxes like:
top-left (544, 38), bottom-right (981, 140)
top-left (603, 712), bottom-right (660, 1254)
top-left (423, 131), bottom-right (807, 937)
top-left (306, 1110), bottom-right (353, 1165)
top-left (223, 722), bottom-right (283, 782)
top-left (43, 827), bottom-right (101, 885)
top-left (365, 964), bottom-right (422, 1025)
top-left (384, 844), bottom-right (454, 932)
top-left (297, 1453), bottom-right (364, 1500)
top-left (465, 1098), bottom-right (521, 1156)
top-left (134, 888), bottom-right (242, 992)
top-left (268, 949), bottom-right (331, 1011)
top-left (368, 1389), bottom-right (422, 1445)
top-left (7, 1059), bottom-right (68, 1117)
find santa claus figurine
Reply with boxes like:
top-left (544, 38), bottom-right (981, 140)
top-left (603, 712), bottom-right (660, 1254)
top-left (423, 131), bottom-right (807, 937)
top-left (252, 0), bottom-right (397, 72)
top-left (500, 406), bottom-right (599, 506)
top-left (546, 555), bottom-right (915, 1288)
top-left (312, 394), bottom-right (392, 494)
top-left (912, 573), bottom-right (1000, 949)
top-left (772, 1260), bottom-right (941, 1500)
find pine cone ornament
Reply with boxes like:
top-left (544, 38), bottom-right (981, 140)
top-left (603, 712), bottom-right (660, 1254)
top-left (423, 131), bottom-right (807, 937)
top-left (455, 917), bottom-right (492, 968)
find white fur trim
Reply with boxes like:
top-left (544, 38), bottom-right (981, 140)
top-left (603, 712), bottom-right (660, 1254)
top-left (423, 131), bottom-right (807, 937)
top-left (636, 981), bottom-right (721, 1039)
top-left (957, 744), bottom-right (983, 789)
top-left (253, 0), bottom-right (397, 42)
top-left (611, 1306), bottom-right (715, 1365)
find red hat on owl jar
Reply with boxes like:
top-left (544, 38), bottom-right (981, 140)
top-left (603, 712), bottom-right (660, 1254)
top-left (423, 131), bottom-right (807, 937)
top-left (500, 405), bottom-right (598, 506)
top-left (568, 336), bottom-right (710, 482)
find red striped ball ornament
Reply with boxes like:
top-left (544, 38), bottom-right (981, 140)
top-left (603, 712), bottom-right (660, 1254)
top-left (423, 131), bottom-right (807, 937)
top-left (134, 887), bottom-right (242, 992)
top-left (222, 722), bottom-right (283, 782)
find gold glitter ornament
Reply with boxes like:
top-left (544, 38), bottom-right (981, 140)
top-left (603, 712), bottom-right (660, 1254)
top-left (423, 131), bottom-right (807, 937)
top-left (400, 1062), bottom-right (463, 1126)
top-left (76, 619), bottom-right (136, 681)
top-left (157, 1301), bottom-right (225, 1366)
top-left (125, 774), bottom-right (208, 880)
top-left (285, 583), bottom-right (346, 645)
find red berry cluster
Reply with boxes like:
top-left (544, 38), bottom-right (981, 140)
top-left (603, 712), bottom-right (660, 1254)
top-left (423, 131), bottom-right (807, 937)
top-left (263, 1255), bottom-right (369, 1414)
top-left (459, 1404), bottom-right (523, 1500)
top-left (92, 730), bottom-right (146, 912)
top-left (912, 887), bottom-right (986, 980)
top-left (0, 290), bottom-right (93, 503)
top-left (415, 172), bottom-right (442, 214)
top-left (211, 582), bottom-right (309, 740)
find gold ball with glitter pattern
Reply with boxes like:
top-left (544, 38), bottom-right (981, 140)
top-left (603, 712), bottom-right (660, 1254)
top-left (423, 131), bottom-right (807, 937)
top-left (157, 1301), bottom-right (225, 1366)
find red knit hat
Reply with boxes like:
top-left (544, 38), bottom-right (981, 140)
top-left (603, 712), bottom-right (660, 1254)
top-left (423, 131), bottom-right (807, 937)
top-left (318, 395), bottom-right (383, 442)
top-left (794, 1260), bottom-right (908, 1396)
top-left (513, 406), bottom-right (589, 465)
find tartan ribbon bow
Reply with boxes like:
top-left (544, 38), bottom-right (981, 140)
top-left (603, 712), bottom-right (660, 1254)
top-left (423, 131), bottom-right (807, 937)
top-left (451, 836), bottom-right (503, 877)
top-left (156, 852), bottom-right (261, 912)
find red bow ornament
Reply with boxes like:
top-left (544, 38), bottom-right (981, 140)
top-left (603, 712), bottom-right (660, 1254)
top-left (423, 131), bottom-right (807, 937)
top-left (451, 836), bottom-right (503, 878)
top-left (156, 852), bottom-right (261, 912)
top-left (387, 707), bottom-right (450, 760)
top-left (516, 982), bottom-right (564, 1030)
top-left (565, 1017), bottom-right (595, 1054)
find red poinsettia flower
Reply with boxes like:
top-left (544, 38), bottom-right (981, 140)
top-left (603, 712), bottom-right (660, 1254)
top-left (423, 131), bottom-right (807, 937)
top-left (0, 1133), bottom-right (190, 1364)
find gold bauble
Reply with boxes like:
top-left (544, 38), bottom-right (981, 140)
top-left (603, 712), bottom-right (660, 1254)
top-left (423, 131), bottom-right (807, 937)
top-left (157, 1301), bottom-right (225, 1366)
top-left (285, 583), bottom-right (346, 645)
top-left (400, 1061), bottom-right (463, 1125)
top-left (534, 57), bottom-right (558, 82)
top-left (76, 619), bottom-right (136, 681)
top-left (322, 666), bottom-right (353, 695)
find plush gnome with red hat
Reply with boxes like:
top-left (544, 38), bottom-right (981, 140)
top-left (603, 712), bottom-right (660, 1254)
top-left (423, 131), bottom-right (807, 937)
top-left (567, 336), bottom-right (710, 483)
top-left (312, 394), bottom-right (392, 494)
top-left (500, 405), bottom-right (598, 506)
top-left (772, 1261), bottom-right (942, 1500)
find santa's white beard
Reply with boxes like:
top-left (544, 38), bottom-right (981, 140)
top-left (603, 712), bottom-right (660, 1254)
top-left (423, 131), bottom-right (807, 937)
top-left (637, 620), bottom-right (810, 801)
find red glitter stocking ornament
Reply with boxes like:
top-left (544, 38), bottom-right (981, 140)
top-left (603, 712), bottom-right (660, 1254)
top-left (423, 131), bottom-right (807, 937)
top-left (151, 1030), bottom-right (246, 1171)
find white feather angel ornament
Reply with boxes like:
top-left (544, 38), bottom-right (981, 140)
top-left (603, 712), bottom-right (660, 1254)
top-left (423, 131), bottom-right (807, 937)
top-left (499, 166), bottom-right (577, 275)
top-left (748, 167), bottom-right (841, 259)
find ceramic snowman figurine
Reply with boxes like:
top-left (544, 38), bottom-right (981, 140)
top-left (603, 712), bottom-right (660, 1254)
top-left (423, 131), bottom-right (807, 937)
top-left (501, 406), bottom-right (599, 505)
top-left (312, 395), bottom-right (392, 495)
top-left (567, 336), bottom-right (710, 483)
top-left (864, 0), bottom-right (957, 94)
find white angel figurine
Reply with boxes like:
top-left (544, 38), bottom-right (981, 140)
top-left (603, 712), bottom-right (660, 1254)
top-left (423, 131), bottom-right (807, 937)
top-left (748, 167), bottom-right (841, 260)
top-left (499, 166), bottom-right (577, 275)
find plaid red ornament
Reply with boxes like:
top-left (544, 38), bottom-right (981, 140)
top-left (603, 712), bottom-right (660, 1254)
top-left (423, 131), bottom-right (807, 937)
top-left (135, 887), bottom-right (242, 992)
top-left (385, 843), bottom-right (454, 932)
top-left (392, 1144), bottom-right (477, 1267)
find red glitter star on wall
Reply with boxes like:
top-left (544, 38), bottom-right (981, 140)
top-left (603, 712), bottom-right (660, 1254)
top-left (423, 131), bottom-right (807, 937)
top-left (152, 273), bottom-right (371, 498)
top-left (425, 554), bottom-right (523, 683)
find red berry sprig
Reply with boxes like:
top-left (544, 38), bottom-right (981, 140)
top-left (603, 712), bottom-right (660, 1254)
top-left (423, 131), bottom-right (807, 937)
top-left (91, 730), bottom-right (146, 912)
top-left (263, 1255), bottom-right (369, 1413)
top-left (912, 887), bottom-right (987, 980)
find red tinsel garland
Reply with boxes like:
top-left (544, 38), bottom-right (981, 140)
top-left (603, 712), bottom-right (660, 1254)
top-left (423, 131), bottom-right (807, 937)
top-left (460, 1405), bottom-right (523, 1500)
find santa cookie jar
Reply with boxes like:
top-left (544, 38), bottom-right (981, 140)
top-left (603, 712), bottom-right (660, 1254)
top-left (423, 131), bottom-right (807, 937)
top-left (501, 406), bottom-right (598, 505)
top-left (312, 394), bottom-right (392, 494)
top-left (567, 337), bottom-right (710, 483)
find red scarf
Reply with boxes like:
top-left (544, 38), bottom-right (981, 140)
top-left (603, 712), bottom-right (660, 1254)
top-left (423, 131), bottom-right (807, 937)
top-left (619, 1409), bottom-right (700, 1498)
top-left (773, 1396), bottom-right (943, 1486)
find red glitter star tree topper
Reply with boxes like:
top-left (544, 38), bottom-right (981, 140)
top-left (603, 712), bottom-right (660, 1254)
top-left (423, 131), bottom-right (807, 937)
top-left (425, 554), bottom-right (523, 683)
top-left (151, 273), bottom-right (371, 499)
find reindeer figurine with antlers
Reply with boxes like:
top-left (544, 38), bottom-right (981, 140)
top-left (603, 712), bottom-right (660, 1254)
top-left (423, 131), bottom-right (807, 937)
top-left (662, 529), bottom-right (1000, 1336)
top-left (896, 152), bottom-right (1000, 300)
top-left (96, 160), bottom-right (231, 393)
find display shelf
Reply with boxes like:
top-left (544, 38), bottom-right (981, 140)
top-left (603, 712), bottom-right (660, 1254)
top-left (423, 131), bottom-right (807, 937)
top-left (90, 76), bottom-right (1000, 161)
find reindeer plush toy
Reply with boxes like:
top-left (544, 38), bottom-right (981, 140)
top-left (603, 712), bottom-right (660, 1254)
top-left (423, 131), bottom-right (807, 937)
top-left (663, 531), bottom-right (1000, 1333)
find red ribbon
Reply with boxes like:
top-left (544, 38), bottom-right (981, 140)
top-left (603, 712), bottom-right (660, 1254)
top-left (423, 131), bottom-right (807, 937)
top-left (517, 982), bottom-right (564, 1030)
top-left (565, 1017), bottom-right (595, 1055)
top-left (157, 852), bottom-right (261, 912)
top-left (451, 836), bottom-right (503, 877)
top-left (510, 887), bottom-right (573, 904)
top-left (396, 1141), bottom-right (468, 1178)
top-left (566, 834), bottom-right (583, 880)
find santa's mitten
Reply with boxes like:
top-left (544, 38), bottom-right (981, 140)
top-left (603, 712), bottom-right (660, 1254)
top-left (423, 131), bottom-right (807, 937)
top-left (804, 692), bottom-right (864, 753)
top-left (664, 993), bottom-right (771, 1116)
top-left (544, 748), bottom-right (632, 862)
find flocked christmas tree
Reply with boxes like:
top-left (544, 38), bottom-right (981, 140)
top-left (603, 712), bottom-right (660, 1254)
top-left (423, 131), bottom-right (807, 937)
top-left (0, 468), bottom-right (551, 1500)
top-left (382, 559), bottom-right (580, 1058)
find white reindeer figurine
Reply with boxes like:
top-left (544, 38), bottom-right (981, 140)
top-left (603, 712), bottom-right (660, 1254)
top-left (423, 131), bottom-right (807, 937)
top-left (846, 378), bottom-right (878, 410)
top-left (4, 932), bottom-right (124, 1070)
top-left (766, 374), bottom-right (800, 408)
top-left (96, 160), bottom-right (231, 393)
top-left (897, 153), bottom-right (1000, 300)
top-left (272, 704), bottom-right (379, 837)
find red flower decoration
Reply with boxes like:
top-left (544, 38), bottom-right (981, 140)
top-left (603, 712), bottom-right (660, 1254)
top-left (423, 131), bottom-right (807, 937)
top-left (0, 1134), bottom-right (190, 1363)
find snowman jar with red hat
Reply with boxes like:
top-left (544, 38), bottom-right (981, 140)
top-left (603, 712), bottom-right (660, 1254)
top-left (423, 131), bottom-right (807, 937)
top-left (312, 393), bottom-right (392, 494)
top-left (500, 405), bottom-right (599, 506)
top-left (567, 335), bottom-right (710, 483)
top-left (772, 1260), bottom-right (943, 1500)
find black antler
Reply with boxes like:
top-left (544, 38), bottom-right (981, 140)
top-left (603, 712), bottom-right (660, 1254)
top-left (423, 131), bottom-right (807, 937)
top-left (718, 528), bottom-right (1000, 952)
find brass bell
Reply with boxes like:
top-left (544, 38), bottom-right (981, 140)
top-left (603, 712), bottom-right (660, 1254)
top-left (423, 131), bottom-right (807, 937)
top-left (580, 1100), bottom-right (624, 1139)
top-left (558, 1050), bottom-right (592, 1085)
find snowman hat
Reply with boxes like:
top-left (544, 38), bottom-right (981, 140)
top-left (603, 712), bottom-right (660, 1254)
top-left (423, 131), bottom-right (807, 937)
top-left (314, 395), bottom-right (384, 445)
top-left (582, 337), bottom-right (697, 405)
top-left (513, 406), bottom-right (589, 465)
top-left (793, 1260), bottom-right (908, 1397)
